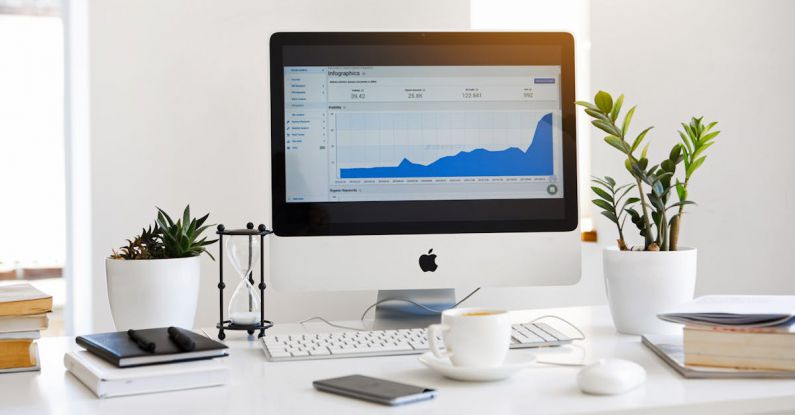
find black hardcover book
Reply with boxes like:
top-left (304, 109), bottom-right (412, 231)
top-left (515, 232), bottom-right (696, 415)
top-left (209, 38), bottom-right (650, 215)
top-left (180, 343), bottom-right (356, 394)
top-left (76, 327), bottom-right (228, 368)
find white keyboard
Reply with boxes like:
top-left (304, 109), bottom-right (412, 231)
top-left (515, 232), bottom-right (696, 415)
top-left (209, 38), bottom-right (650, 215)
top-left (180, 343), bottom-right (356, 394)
top-left (261, 321), bottom-right (574, 362)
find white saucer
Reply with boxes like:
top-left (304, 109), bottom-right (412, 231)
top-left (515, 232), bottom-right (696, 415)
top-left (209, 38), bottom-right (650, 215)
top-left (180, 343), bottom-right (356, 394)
top-left (418, 352), bottom-right (535, 382)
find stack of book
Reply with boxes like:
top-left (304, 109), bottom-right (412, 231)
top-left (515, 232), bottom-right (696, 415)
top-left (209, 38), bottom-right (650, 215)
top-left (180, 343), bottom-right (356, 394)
top-left (66, 327), bottom-right (230, 398)
top-left (0, 283), bottom-right (52, 374)
top-left (656, 295), bottom-right (795, 374)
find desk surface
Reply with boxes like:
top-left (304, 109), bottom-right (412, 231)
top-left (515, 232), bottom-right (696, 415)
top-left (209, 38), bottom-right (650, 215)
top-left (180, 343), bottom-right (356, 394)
top-left (3, 306), bottom-right (795, 415)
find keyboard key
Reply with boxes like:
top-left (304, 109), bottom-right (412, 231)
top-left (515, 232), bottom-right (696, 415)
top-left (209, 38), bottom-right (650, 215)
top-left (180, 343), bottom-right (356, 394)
top-left (527, 324), bottom-right (556, 342)
top-left (269, 350), bottom-right (291, 358)
top-left (535, 322), bottom-right (567, 341)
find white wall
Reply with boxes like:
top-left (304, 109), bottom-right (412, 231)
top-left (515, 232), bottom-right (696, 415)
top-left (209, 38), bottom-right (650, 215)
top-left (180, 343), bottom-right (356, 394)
top-left (79, 0), bottom-right (613, 333)
top-left (82, 0), bottom-right (472, 333)
top-left (589, 0), bottom-right (795, 294)
top-left (77, 0), bottom-right (794, 333)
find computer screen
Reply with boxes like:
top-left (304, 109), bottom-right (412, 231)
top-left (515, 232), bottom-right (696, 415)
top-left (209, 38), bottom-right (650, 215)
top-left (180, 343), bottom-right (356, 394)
top-left (270, 33), bottom-right (577, 236)
top-left (283, 65), bottom-right (564, 203)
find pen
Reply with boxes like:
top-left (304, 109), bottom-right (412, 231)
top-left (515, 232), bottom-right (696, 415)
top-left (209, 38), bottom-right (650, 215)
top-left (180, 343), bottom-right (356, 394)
top-left (168, 326), bottom-right (196, 352)
top-left (127, 329), bottom-right (156, 353)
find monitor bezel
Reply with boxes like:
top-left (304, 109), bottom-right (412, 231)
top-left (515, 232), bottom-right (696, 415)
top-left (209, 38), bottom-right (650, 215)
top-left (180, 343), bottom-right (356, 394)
top-left (270, 32), bottom-right (578, 236)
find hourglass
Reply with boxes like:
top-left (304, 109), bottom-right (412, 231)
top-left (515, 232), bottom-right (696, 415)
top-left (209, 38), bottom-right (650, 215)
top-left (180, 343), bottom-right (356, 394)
top-left (215, 222), bottom-right (273, 340)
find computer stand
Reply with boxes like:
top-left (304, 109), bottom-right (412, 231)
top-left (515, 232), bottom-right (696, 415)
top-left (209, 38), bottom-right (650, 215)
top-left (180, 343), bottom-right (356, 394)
top-left (372, 288), bottom-right (456, 329)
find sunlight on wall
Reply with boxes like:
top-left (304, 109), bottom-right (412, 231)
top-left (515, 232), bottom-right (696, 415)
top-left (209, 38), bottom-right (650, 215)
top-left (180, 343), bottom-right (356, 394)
top-left (0, 15), bottom-right (65, 269)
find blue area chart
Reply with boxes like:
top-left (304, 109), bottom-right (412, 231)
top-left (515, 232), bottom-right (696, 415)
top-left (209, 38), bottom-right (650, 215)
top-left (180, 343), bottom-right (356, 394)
top-left (340, 113), bottom-right (554, 179)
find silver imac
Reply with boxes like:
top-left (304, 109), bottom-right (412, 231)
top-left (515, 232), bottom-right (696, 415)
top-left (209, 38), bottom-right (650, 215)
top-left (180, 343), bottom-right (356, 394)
top-left (269, 32), bottom-right (580, 327)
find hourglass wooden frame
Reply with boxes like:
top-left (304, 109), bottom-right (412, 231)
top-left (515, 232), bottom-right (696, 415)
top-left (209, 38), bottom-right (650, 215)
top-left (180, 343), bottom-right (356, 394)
top-left (215, 222), bottom-right (273, 340)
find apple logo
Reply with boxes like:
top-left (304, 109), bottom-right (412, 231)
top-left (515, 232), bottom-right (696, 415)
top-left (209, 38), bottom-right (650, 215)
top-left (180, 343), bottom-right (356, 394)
top-left (418, 249), bottom-right (438, 272)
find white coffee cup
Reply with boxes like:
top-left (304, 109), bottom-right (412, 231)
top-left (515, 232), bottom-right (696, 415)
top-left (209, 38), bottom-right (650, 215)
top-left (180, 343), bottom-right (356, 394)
top-left (427, 307), bottom-right (511, 368)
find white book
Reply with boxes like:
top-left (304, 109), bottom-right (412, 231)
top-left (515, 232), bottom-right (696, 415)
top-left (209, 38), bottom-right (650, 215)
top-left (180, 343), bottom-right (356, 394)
top-left (0, 331), bottom-right (40, 340)
top-left (0, 314), bottom-right (49, 333)
top-left (64, 351), bottom-right (229, 399)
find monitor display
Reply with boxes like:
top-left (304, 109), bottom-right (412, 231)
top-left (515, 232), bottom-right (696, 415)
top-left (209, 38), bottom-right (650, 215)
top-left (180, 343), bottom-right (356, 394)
top-left (270, 33), bottom-right (577, 236)
top-left (283, 65), bottom-right (564, 203)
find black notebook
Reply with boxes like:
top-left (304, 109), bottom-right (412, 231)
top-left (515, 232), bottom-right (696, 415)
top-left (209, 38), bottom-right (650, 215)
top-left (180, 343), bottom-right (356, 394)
top-left (76, 327), bottom-right (228, 367)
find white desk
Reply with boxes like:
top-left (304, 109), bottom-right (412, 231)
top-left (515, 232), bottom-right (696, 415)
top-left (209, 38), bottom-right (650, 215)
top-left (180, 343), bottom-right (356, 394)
top-left (3, 306), bottom-right (794, 415)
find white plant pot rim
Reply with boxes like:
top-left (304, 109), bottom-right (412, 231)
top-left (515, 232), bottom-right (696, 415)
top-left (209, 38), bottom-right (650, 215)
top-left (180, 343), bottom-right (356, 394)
top-left (604, 246), bottom-right (696, 253)
top-left (106, 256), bottom-right (200, 262)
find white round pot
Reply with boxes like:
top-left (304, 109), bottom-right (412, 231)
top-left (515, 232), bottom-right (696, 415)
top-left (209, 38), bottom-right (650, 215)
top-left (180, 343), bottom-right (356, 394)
top-left (106, 257), bottom-right (201, 331)
top-left (603, 247), bottom-right (697, 335)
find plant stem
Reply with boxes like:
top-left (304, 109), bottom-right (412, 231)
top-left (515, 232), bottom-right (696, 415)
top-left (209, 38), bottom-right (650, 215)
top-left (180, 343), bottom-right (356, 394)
top-left (659, 212), bottom-right (669, 251)
top-left (616, 210), bottom-right (627, 251)
top-left (669, 177), bottom-right (690, 251)
top-left (634, 176), bottom-right (654, 249)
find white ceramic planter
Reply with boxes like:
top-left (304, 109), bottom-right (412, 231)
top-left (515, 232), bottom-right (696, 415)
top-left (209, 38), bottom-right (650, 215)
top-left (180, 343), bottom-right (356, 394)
top-left (603, 247), bottom-right (697, 335)
top-left (106, 257), bottom-right (201, 331)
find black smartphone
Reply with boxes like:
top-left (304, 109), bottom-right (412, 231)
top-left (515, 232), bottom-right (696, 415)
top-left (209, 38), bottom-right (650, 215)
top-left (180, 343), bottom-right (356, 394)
top-left (313, 374), bottom-right (437, 406)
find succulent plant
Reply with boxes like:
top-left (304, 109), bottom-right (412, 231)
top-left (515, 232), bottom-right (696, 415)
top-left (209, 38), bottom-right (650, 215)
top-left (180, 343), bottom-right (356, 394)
top-left (110, 225), bottom-right (165, 259)
top-left (156, 205), bottom-right (217, 260)
top-left (109, 205), bottom-right (217, 260)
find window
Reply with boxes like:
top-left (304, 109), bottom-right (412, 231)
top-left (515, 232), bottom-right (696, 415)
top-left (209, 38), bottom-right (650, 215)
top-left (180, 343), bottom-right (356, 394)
top-left (0, 0), bottom-right (65, 335)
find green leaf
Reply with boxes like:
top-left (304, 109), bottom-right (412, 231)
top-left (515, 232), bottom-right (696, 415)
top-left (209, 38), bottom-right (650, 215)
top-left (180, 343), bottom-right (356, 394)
top-left (661, 159), bottom-right (676, 173)
top-left (182, 205), bottom-right (190, 229)
top-left (610, 94), bottom-right (624, 122)
top-left (675, 181), bottom-right (686, 202)
top-left (591, 177), bottom-right (610, 188)
top-left (652, 181), bottom-right (665, 196)
top-left (630, 126), bottom-right (653, 153)
top-left (605, 176), bottom-right (616, 187)
top-left (641, 142), bottom-right (650, 159)
top-left (621, 106), bottom-right (636, 136)
top-left (669, 144), bottom-right (682, 161)
top-left (666, 200), bottom-right (696, 211)
top-left (592, 186), bottom-right (613, 202)
top-left (624, 197), bottom-right (640, 205)
top-left (699, 131), bottom-right (720, 145)
top-left (691, 141), bottom-right (715, 160)
top-left (682, 122), bottom-right (696, 140)
top-left (595, 91), bottom-right (613, 113)
top-left (686, 156), bottom-right (706, 177)
top-left (156, 207), bottom-right (175, 227)
top-left (703, 121), bottom-right (718, 133)
top-left (601, 210), bottom-right (619, 224)
top-left (604, 136), bottom-right (629, 153)
top-left (575, 101), bottom-right (598, 110)
top-left (592, 199), bottom-right (614, 212)
top-left (679, 131), bottom-right (693, 154)
top-left (584, 108), bottom-right (610, 121)
top-left (593, 120), bottom-right (621, 137)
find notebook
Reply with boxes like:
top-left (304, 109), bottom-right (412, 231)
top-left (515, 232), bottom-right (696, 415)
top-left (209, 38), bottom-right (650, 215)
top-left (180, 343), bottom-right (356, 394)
top-left (658, 295), bottom-right (795, 327)
top-left (76, 327), bottom-right (228, 367)
top-left (64, 350), bottom-right (228, 399)
top-left (642, 334), bottom-right (795, 379)
top-left (0, 283), bottom-right (52, 316)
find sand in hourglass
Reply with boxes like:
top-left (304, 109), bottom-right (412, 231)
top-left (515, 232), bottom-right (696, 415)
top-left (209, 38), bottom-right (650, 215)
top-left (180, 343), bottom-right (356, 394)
top-left (230, 311), bottom-right (259, 325)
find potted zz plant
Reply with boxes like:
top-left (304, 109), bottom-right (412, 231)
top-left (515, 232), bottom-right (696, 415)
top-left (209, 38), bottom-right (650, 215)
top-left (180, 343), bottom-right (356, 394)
top-left (106, 205), bottom-right (217, 331)
top-left (577, 91), bottom-right (720, 335)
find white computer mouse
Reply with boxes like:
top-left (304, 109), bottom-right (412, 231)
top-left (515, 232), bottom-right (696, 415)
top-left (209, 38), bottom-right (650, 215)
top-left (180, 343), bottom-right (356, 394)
top-left (577, 358), bottom-right (646, 395)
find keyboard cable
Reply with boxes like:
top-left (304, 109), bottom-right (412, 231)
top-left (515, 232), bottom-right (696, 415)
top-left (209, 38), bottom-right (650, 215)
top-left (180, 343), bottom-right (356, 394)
top-left (299, 287), bottom-right (482, 331)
